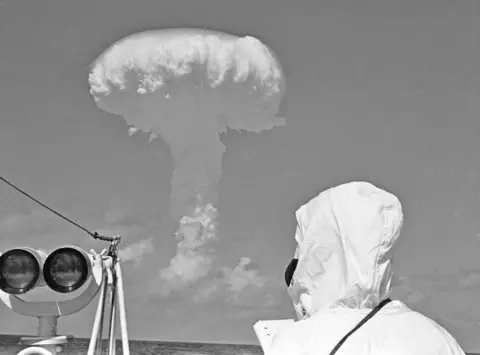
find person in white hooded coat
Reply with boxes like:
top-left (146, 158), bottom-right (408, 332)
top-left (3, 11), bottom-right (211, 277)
top-left (268, 181), bottom-right (465, 355)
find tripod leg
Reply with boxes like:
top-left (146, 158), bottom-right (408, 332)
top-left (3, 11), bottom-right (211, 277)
top-left (107, 281), bottom-right (117, 355)
top-left (87, 275), bottom-right (108, 355)
top-left (115, 263), bottom-right (130, 355)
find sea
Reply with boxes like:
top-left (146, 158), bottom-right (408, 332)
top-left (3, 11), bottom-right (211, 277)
top-left (0, 335), bottom-right (478, 355)
top-left (0, 335), bottom-right (262, 355)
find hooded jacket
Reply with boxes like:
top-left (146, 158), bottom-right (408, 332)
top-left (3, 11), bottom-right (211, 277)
top-left (268, 181), bottom-right (465, 355)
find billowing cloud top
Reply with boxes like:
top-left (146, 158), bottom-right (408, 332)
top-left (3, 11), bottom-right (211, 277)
top-left (88, 28), bottom-right (286, 136)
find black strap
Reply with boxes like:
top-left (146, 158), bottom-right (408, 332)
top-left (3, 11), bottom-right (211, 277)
top-left (329, 298), bottom-right (392, 355)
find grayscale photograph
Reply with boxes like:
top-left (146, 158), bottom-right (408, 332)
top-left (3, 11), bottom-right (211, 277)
top-left (0, 0), bottom-right (478, 354)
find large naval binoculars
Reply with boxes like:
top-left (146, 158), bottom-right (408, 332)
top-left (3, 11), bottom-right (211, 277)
top-left (0, 246), bottom-right (92, 295)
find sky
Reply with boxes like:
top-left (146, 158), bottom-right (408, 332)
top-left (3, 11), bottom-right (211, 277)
top-left (0, 0), bottom-right (480, 351)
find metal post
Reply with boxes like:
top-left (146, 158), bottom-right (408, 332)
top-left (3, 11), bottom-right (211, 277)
top-left (38, 316), bottom-right (58, 338)
top-left (38, 316), bottom-right (58, 355)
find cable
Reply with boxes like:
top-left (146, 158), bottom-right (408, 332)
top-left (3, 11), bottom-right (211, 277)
top-left (0, 176), bottom-right (120, 242)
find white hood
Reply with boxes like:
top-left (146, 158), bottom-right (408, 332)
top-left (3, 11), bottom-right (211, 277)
top-left (289, 181), bottom-right (404, 319)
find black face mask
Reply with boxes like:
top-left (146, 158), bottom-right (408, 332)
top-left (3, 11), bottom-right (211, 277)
top-left (284, 258), bottom-right (298, 287)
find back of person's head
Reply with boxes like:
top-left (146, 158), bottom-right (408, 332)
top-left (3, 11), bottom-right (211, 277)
top-left (286, 181), bottom-right (403, 319)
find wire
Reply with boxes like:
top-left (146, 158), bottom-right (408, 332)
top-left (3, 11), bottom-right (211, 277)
top-left (0, 176), bottom-right (120, 242)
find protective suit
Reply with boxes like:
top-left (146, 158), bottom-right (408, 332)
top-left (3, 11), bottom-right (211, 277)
top-left (268, 181), bottom-right (465, 355)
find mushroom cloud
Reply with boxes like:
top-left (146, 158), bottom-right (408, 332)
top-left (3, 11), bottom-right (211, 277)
top-left (88, 28), bottom-right (286, 295)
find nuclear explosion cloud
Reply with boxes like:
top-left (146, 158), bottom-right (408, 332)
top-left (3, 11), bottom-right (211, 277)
top-left (88, 28), bottom-right (286, 295)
